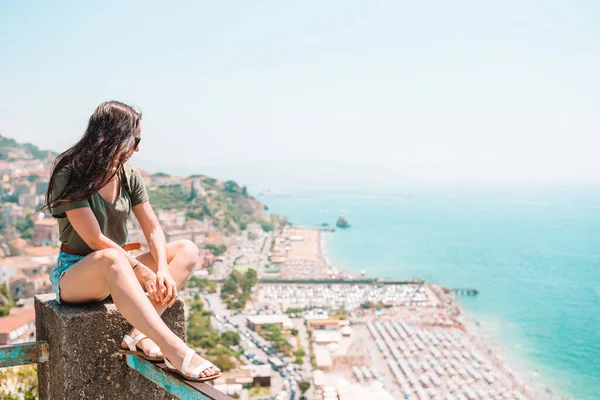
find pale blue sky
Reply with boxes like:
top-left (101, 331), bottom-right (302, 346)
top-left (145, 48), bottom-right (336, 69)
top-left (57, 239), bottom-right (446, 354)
top-left (1, 1), bottom-right (599, 188)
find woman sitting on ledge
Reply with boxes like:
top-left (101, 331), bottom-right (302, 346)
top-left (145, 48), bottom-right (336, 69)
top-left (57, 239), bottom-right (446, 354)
top-left (44, 101), bottom-right (221, 382)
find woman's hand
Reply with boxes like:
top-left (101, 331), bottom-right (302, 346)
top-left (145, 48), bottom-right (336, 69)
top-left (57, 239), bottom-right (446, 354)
top-left (134, 263), bottom-right (160, 302)
top-left (156, 269), bottom-right (178, 307)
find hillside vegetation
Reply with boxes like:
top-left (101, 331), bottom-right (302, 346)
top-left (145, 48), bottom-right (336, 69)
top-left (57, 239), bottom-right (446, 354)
top-left (0, 134), bottom-right (56, 161)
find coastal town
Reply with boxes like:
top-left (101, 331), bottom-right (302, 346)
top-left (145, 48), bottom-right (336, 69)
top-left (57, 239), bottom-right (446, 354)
top-left (1, 136), bottom-right (536, 399)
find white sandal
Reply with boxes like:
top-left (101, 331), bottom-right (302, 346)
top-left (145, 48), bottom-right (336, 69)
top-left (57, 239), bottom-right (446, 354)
top-left (119, 333), bottom-right (163, 362)
top-left (165, 348), bottom-right (222, 382)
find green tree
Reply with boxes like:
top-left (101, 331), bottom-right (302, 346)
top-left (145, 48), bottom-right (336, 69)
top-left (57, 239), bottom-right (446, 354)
top-left (0, 365), bottom-right (38, 399)
top-left (220, 331), bottom-right (240, 347)
top-left (260, 219), bottom-right (273, 232)
top-left (148, 185), bottom-right (188, 209)
top-left (221, 279), bottom-right (237, 295)
top-left (188, 182), bottom-right (198, 202)
top-left (259, 324), bottom-right (294, 355)
top-left (186, 209), bottom-right (204, 220)
top-left (242, 269), bottom-right (257, 289)
top-left (15, 216), bottom-right (34, 240)
top-left (0, 284), bottom-right (15, 316)
top-left (299, 381), bottom-right (311, 393)
top-left (208, 354), bottom-right (236, 371)
top-left (220, 269), bottom-right (257, 310)
top-left (223, 180), bottom-right (241, 194)
top-left (186, 277), bottom-right (217, 293)
top-left (206, 244), bottom-right (227, 256)
top-left (334, 306), bottom-right (347, 320)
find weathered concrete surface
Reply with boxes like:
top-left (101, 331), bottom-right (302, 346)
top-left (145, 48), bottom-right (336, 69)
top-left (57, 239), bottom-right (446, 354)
top-left (35, 294), bottom-right (185, 400)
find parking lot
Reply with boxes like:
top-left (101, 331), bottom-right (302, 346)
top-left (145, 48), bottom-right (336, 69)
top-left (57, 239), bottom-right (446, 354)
top-left (200, 292), bottom-right (316, 399)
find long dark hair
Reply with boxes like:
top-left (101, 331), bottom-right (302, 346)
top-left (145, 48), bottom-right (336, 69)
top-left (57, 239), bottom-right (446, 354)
top-left (45, 101), bottom-right (142, 211)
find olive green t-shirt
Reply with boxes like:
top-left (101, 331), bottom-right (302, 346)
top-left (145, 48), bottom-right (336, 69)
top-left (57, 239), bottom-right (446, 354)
top-left (50, 163), bottom-right (149, 256)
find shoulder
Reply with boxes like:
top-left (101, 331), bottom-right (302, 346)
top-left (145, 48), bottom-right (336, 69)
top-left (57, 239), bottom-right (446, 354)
top-left (122, 163), bottom-right (144, 180)
top-left (55, 165), bottom-right (73, 177)
top-left (122, 163), bottom-right (149, 205)
top-left (51, 166), bottom-right (74, 186)
top-left (122, 163), bottom-right (148, 192)
top-left (49, 166), bottom-right (76, 205)
top-left (122, 162), bottom-right (137, 175)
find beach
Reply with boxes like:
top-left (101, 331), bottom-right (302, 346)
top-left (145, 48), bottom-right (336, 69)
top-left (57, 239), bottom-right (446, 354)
top-left (265, 226), bottom-right (542, 399)
top-left (272, 227), bottom-right (355, 280)
top-left (259, 278), bottom-right (537, 399)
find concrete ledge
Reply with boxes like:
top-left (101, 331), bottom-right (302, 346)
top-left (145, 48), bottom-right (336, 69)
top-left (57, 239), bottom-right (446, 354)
top-left (35, 294), bottom-right (185, 400)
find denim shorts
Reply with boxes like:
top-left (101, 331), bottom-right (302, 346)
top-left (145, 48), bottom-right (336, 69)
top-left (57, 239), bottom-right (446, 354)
top-left (49, 251), bottom-right (85, 303)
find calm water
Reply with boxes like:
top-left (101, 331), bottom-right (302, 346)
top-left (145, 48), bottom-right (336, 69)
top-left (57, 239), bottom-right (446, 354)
top-left (261, 186), bottom-right (600, 399)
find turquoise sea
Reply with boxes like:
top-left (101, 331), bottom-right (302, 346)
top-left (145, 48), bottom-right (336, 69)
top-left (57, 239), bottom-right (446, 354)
top-left (260, 186), bottom-right (600, 400)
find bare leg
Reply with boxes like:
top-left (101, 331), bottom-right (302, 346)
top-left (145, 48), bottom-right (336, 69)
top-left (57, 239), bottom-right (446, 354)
top-left (120, 240), bottom-right (197, 357)
top-left (123, 240), bottom-right (219, 377)
top-left (139, 240), bottom-right (199, 316)
top-left (59, 248), bottom-right (219, 378)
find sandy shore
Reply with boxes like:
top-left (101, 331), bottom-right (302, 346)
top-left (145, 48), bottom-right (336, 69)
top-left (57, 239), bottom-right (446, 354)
top-left (287, 227), bottom-right (322, 263)
top-left (277, 227), bottom-right (350, 279)
top-left (459, 311), bottom-right (555, 399)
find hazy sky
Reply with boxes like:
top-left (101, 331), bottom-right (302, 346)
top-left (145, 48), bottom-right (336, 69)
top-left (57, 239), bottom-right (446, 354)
top-left (1, 1), bottom-right (599, 187)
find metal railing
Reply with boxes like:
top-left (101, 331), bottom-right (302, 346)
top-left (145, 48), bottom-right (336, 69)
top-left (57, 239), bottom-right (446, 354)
top-left (1, 342), bottom-right (233, 400)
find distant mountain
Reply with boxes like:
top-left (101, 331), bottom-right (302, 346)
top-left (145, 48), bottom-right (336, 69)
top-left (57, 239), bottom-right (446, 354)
top-left (134, 158), bottom-right (406, 193)
top-left (0, 134), bottom-right (57, 161)
top-left (1, 133), bottom-right (406, 193)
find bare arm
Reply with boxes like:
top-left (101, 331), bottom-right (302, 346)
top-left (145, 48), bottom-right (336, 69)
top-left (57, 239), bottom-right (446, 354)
top-left (65, 207), bottom-right (139, 267)
top-left (132, 200), bottom-right (168, 271)
top-left (133, 200), bottom-right (177, 306)
top-left (65, 207), bottom-right (160, 300)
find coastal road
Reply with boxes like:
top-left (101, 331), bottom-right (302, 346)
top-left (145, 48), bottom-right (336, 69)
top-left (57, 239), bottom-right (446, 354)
top-left (292, 318), bottom-right (313, 376)
top-left (257, 233), bottom-right (273, 278)
top-left (292, 318), bottom-right (314, 400)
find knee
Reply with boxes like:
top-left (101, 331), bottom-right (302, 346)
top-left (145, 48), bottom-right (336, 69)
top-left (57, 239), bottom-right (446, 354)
top-left (175, 240), bottom-right (199, 270)
top-left (95, 248), bottom-right (128, 272)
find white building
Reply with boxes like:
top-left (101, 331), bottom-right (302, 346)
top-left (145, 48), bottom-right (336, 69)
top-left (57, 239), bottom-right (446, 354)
top-left (0, 307), bottom-right (36, 345)
top-left (0, 263), bottom-right (17, 285)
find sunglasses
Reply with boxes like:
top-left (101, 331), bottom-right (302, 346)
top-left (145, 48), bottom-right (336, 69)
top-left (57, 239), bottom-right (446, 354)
top-left (134, 137), bottom-right (141, 149)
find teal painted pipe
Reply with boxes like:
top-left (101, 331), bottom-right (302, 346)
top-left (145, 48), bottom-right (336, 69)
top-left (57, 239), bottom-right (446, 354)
top-left (125, 354), bottom-right (231, 400)
top-left (0, 341), bottom-right (49, 368)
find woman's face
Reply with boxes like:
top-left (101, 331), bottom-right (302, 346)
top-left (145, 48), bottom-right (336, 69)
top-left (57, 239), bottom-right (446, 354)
top-left (126, 124), bottom-right (142, 161)
top-left (114, 123), bottom-right (142, 167)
